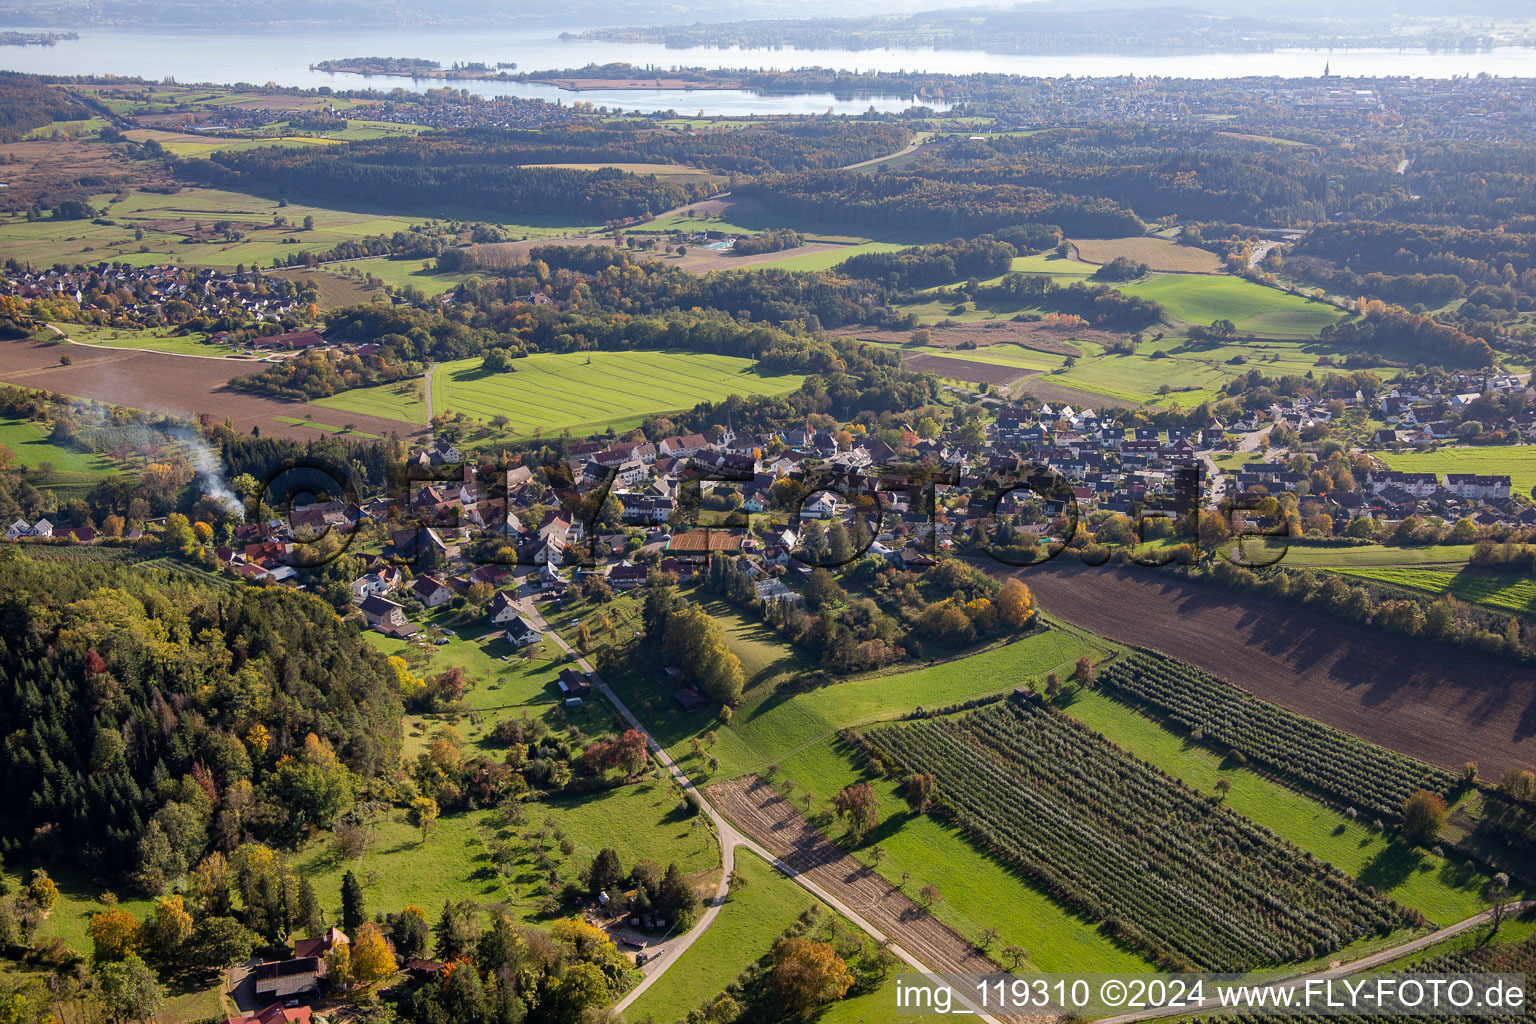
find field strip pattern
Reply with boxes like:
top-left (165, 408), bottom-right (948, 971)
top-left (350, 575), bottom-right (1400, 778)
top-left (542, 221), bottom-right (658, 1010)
top-left (708, 774), bottom-right (1031, 1017)
top-left (432, 351), bottom-right (804, 432)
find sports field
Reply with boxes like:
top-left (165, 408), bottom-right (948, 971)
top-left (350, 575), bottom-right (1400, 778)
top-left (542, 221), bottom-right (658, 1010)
top-left (1378, 445), bottom-right (1536, 501)
top-left (1121, 274), bottom-right (1347, 336)
top-left (428, 350), bottom-right (807, 435)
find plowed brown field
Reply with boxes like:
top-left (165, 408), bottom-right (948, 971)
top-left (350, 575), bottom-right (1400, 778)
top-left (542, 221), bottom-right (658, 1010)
top-left (1006, 562), bottom-right (1536, 777)
top-left (710, 776), bottom-right (1009, 980)
top-left (0, 336), bottom-right (415, 441)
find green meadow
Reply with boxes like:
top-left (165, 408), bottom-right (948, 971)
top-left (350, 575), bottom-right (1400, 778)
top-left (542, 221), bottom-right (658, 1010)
top-left (1121, 274), bottom-right (1348, 336)
top-left (313, 377), bottom-right (430, 425)
top-left (326, 258), bottom-right (472, 295)
top-left (1379, 445), bottom-right (1536, 501)
top-left (52, 321), bottom-right (237, 357)
top-left (623, 851), bottom-right (814, 1024)
top-left (1255, 542), bottom-right (1478, 568)
top-left (0, 186), bottom-right (592, 270)
top-left (1331, 566), bottom-right (1536, 616)
top-left (427, 350), bottom-right (807, 436)
top-left (0, 418), bottom-right (115, 481)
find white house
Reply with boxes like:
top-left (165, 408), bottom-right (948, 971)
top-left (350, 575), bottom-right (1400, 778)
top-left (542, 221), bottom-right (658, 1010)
top-left (411, 575), bottom-right (454, 607)
top-left (1444, 473), bottom-right (1512, 501)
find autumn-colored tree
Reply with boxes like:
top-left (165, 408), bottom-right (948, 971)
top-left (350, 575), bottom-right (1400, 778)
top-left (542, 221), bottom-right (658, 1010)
top-left (995, 578), bottom-right (1034, 628)
top-left (771, 938), bottom-right (854, 1011)
top-left (1402, 790), bottom-right (1449, 844)
top-left (27, 870), bottom-right (57, 912)
top-left (832, 782), bottom-right (879, 840)
top-left (88, 908), bottom-right (143, 964)
top-left (326, 940), bottom-right (351, 991)
top-left (349, 922), bottom-right (396, 984)
top-left (410, 796), bottom-right (439, 842)
top-left (145, 894), bottom-right (195, 964)
top-left (962, 597), bottom-right (996, 631)
top-left (905, 773), bottom-right (937, 814)
top-left (919, 883), bottom-right (943, 908)
top-left (550, 916), bottom-right (614, 960)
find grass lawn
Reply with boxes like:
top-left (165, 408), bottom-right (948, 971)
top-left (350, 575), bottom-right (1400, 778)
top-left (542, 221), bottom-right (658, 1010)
top-left (1056, 688), bottom-right (1498, 926)
top-left (290, 783), bottom-right (719, 931)
top-left (1009, 252), bottom-right (1098, 282)
top-left (271, 415), bottom-right (384, 439)
top-left (1120, 274), bottom-right (1347, 336)
top-left (52, 321), bottom-right (238, 357)
top-left (313, 377), bottom-right (428, 425)
top-left (752, 241), bottom-right (906, 273)
top-left (326, 258), bottom-right (472, 295)
top-left (1331, 567), bottom-right (1536, 616)
top-left (0, 418), bottom-right (115, 477)
top-left (623, 851), bottom-right (813, 1024)
top-left (1253, 542), bottom-right (1478, 568)
top-left (1052, 334), bottom-right (1393, 409)
top-left (429, 350), bottom-right (806, 436)
top-left (629, 626), bottom-right (1095, 783)
top-left (1378, 446), bottom-right (1536, 502)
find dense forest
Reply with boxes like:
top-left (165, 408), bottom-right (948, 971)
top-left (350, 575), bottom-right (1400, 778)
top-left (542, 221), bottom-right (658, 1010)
top-left (736, 170), bottom-right (1146, 238)
top-left (433, 122), bottom-right (912, 175)
top-left (0, 71), bottom-right (86, 142)
top-left (178, 135), bottom-right (721, 221)
top-left (0, 552), bottom-right (403, 883)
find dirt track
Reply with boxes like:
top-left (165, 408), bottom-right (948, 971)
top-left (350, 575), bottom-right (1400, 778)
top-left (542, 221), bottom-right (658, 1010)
top-left (1008, 562), bottom-right (1536, 777)
top-left (0, 335), bottom-right (417, 441)
top-left (710, 775), bottom-right (1008, 978)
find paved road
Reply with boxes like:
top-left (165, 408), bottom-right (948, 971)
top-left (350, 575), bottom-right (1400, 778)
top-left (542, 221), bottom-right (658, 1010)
top-left (1248, 240), bottom-right (1280, 269)
top-left (519, 600), bottom-right (1006, 1022)
top-left (1099, 902), bottom-right (1534, 1024)
top-left (44, 322), bottom-right (245, 361)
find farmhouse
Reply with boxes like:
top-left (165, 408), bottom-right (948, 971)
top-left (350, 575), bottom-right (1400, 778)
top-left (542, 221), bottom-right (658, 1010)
top-left (253, 956), bottom-right (321, 1002)
top-left (251, 328), bottom-right (326, 351)
top-left (557, 668), bottom-right (592, 699)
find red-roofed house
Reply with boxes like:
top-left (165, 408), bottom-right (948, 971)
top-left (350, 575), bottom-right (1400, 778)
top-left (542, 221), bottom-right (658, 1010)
top-left (224, 1002), bottom-right (313, 1024)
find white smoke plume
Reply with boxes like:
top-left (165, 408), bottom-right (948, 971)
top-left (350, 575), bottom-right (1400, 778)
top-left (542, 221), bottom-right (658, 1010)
top-left (174, 429), bottom-right (245, 520)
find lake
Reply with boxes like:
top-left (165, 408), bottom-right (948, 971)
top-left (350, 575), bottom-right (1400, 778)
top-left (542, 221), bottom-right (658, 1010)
top-left (2, 26), bottom-right (1534, 115)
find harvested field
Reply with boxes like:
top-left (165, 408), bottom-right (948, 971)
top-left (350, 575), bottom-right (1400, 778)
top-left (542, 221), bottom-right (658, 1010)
top-left (1071, 236), bottom-right (1224, 274)
top-left (903, 353), bottom-right (1035, 386)
top-left (1007, 562), bottom-right (1536, 777)
top-left (0, 137), bottom-right (170, 210)
top-left (0, 335), bottom-right (415, 441)
top-left (709, 776), bottom-right (1013, 983)
top-left (856, 320), bottom-right (1089, 357)
top-left (266, 267), bottom-right (380, 310)
top-left (1013, 377), bottom-right (1147, 409)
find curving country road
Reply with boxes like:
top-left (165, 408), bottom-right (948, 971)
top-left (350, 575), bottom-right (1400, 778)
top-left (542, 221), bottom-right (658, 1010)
top-left (519, 600), bottom-right (1008, 1022)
